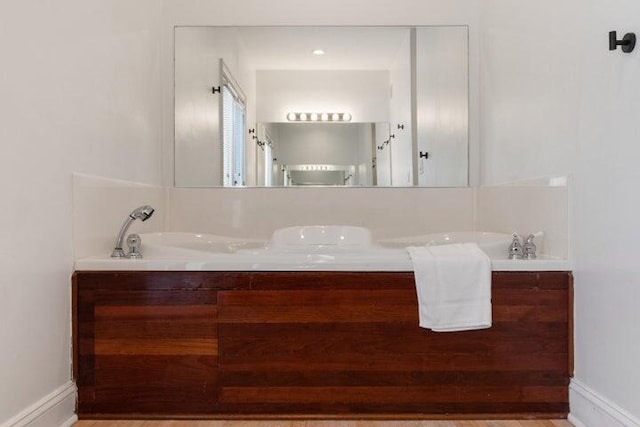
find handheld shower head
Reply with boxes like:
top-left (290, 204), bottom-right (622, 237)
top-left (130, 205), bottom-right (155, 221)
top-left (111, 205), bottom-right (156, 258)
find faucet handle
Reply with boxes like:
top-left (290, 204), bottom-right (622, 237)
top-left (508, 233), bottom-right (524, 260)
top-left (126, 233), bottom-right (143, 259)
top-left (523, 234), bottom-right (537, 259)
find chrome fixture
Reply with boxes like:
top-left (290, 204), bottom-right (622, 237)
top-left (125, 234), bottom-right (143, 259)
top-left (508, 233), bottom-right (524, 260)
top-left (111, 206), bottom-right (154, 258)
top-left (523, 234), bottom-right (537, 260)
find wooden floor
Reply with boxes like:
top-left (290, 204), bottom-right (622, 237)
top-left (75, 420), bottom-right (573, 427)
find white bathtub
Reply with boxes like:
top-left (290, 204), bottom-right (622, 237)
top-left (74, 226), bottom-right (568, 272)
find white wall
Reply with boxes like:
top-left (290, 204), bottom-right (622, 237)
top-left (0, 0), bottom-right (163, 425)
top-left (479, 2), bottom-right (582, 185)
top-left (480, 1), bottom-right (640, 424)
top-left (571, 0), bottom-right (640, 423)
top-left (256, 70), bottom-right (390, 123)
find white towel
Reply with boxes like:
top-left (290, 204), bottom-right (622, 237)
top-left (407, 243), bottom-right (492, 332)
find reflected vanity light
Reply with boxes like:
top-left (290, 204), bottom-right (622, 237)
top-left (287, 112), bottom-right (352, 122)
top-left (312, 49), bottom-right (325, 55)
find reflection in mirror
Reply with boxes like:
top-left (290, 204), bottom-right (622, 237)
top-left (175, 26), bottom-right (468, 188)
top-left (256, 122), bottom-right (391, 187)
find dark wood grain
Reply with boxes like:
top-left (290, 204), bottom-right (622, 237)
top-left (216, 271), bottom-right (570, 416)
top-left (75, 273), bottom-right (219, 416)
top-left (74, 270), bottom-right (571, 419)
top-left (218, 385), bottom-right (568, 404)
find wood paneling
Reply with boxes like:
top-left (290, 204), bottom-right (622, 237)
top-left (216, 272), bottom-right (570, 416)
top-left (74, 271), bottom-right (572, 419)
top-left (75, 273), bottom-right (220, 416)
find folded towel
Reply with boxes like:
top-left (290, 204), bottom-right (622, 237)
top-left (407, 243), bottom-right (492, 332)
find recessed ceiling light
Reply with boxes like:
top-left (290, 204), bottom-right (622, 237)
top-left (312, 49), bottom-right (325, 55)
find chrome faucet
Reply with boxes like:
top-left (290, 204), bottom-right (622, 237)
top-left (523, 234), bottom-right (537, 259)
top-left (111, 206), bottom-right (155, 258)
top-left (508, 233), bottom-right (524, 260)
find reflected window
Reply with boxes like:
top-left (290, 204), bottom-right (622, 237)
top-left (221, 61), bottom-right (246, 187)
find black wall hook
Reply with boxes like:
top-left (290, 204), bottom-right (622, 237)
top-left (609, 31), bottom-right (636, 53)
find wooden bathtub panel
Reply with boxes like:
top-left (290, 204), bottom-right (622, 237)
top-left (218, 288), bottom-right (417, 306)
top-left (249, 271), bottom-right (416, 290)
top-left (76, 271), bottom-right (251, 291)
top-left (79, 382), bottom-right (218, 415)
top-left (74, 271), bottom-right (571, 418)
top-left (218, 353), bottom-right (569, 373)
top-left (219, 385), bottom-right (568, 404)
top-left (216, 271), bottom-right (570, 415)
top-left (208, 402), bottom-right (570, 417)
top-left (218, 369), bottom-right (569, 387)
top-left (75, 273), bottom-right (219, 416)
top-left (92, 355), bottom-right (218, 386)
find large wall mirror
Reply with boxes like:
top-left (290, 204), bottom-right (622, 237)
top-left (175, 26), bottom-right (468, 187)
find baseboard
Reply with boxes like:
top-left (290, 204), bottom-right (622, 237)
top-left (570, 378), bottom-right (640, 427)
top-left (1, 381), bottom-right (77, 427)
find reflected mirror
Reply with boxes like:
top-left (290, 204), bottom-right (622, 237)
top-left (175, 26), bottom-right (468, 187)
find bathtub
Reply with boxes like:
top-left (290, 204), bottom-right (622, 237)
top-left (74, 226), bottom-right (568, 272)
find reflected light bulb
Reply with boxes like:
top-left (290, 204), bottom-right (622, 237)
top-left (343, 113), bottom-right (352, 121)
top-left (287, 112), bottom-right (296, 121)
top-left (300, 113), bottom-right (307, 121)
top-left (310, 113), bottom-right (318, 121)
top-left (321, 113), bottom-right (329, 121)
top-left (332, 113), bottom-right (339, 121)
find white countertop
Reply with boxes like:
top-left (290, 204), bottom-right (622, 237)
top-left (74, 254), bottom-right (569, 272)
